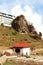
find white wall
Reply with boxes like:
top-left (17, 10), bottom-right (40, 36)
top-left (0, 12), bottom-right (15, 26)
top-left (22, 48), bottom-right (31, 56)
top-left (0, 16), bottom-right (3, 25)
top-left (0, 16), bottom-right (13, 25)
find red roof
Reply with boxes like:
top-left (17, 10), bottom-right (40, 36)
top-left (12, 43), bottom-right (30, 48)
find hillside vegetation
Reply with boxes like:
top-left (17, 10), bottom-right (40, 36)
top-left (0, 15), bottom-right (43, 50)
top-left (0, 26), bottom-right (43, 50)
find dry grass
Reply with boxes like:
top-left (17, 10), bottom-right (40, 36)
top-left (0, 26), bottom-right (43, 50)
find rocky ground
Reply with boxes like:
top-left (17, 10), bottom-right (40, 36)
top-left (3, 55), bottom-right (43, 65)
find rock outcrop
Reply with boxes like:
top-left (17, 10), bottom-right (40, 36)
top-left (11, 15), bottom-right (35, 33)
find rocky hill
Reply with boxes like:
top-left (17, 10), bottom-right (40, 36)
top-left (11, 15), bottom-right (42, 39)
top-left (0, 15), bottom-right (43, 50)
top-left (11, 15), bottom-right (35, 33)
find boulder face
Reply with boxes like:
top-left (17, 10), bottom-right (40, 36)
top-left (11, 15), bottom-right (34, 33)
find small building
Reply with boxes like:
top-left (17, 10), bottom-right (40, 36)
top-left (11, 43), bottom-right (31, 56)
top-left (0, 12), bottom-right (15, 26)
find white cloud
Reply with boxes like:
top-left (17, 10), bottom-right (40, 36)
top-left (11, 4), bottom-right (43, 38)
top-left (11, 5), bottom-right (23, 16)
top-left (0, 3), bottom-right (8, 13)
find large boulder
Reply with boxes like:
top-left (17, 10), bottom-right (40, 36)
top-left (11, 15), bottom-right (30, 33)
top-left (11, 15), bottom-right (35, 34)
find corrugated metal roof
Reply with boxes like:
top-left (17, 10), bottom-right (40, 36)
top-left (0, 12), bottom-right (15, 19)
top-left (12, 43), bottom-right (31, 48)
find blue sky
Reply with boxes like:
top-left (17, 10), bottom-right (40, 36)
top-left (0, 0), bottom-right (43, 14)
top-left (0, 0), bottom-right (43, 37)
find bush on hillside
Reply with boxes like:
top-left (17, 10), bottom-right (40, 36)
top-left (1, 23), bottom-right (4, 27)
top-left (28, 24), bottom-right (35, 33)
top-left (39, 32), bottom-right (42, 39)
top-left (12, 31), bottom-right (17, 35)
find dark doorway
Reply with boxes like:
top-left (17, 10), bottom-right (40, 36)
top-left (15, 48), bottom-right (20, 53)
